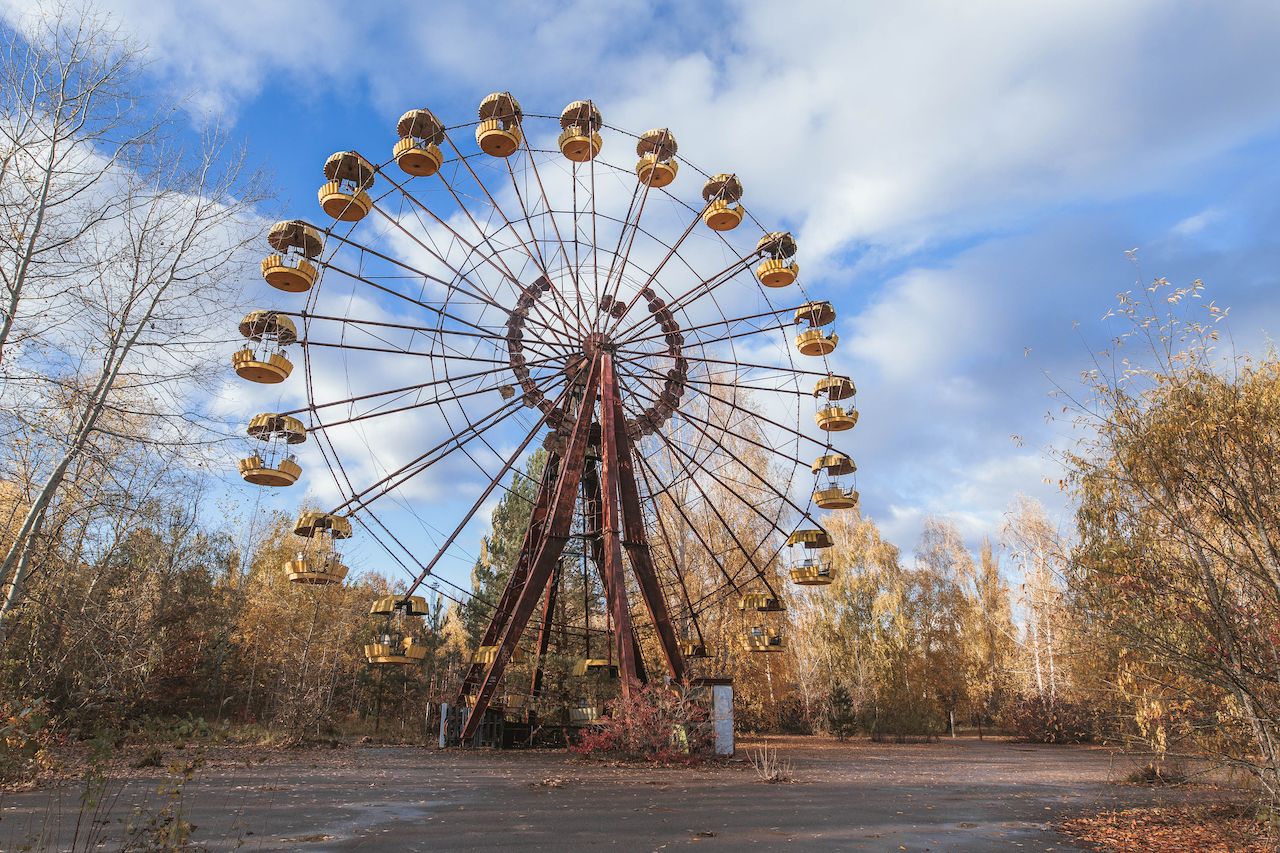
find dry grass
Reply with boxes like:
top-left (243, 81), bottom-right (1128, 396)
top-left (748, 746), bottom-right (794, 783)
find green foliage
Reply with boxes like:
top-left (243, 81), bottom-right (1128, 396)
top-left (825, 684), bottom-right (856, 740)
top-left (462, 450), bottom-right (546, 644)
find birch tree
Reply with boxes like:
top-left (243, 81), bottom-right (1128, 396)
top-left (0, 3), bottom-right (263, 631)
top-left (1066, 278), bottom-right (1280, 797)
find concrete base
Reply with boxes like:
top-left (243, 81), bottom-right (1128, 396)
top-left (691, 677), bottom-right (734, 756)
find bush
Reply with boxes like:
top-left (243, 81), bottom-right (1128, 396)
top-left (1003, 694), bottom-right (1100, 744)
top-left (570, 684), bottom-right (712, 765)
top-left (860, 694), bottom-right (943, 742)
top-left (0, 698), bottom-right (57, 787)
top-left (826, 685), bottom-right (857, 741)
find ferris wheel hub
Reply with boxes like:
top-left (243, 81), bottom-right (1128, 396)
top-left (582, 331), bottom-right (613, 357)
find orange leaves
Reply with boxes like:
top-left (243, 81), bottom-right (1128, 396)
top-left (1059, 804), bottom-right (1272, 853)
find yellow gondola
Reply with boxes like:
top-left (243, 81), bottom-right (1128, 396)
top-left (571, 657), bottom-right (618, 677)
top-left (285, 551), bottom-right (349, 585)
top-left (813, 374), bottom-right (856, 401)
top-left (318, 151), bottom-right (375, 221)
top-left (471, 645), bottom-right (527, 666)
top-left (756, 231), bottom-right (798, 287)
top-left (369, 594), bottom-right (429, 616)
top-left (790, 558), bottom-right (834, 586)
top-left (233, 310), bottom-right (297, 384)
top-left (812, 451), bottom-right (859, 508)
top-left (814, 485), bottom-right (859, 509)
top-left (364, 636), bottom-right (428, 665)
top-left (558, 100), bottom-right (603, 162)
top-left (787, 528), bottom-right (832, 549)
top-left (294, 511), bottom-right (353, 539)
top-left (476, 92), bottom-right (524, 157)
top-left (794, 300), bottom-right (835, 327)
top-left (701, 173), bottom-right (744, 231)
top-left (393, 108), bottom-right (446, 177)
top-left (239, 413), bottom-right (306, 487)
top-left (816, 404), bottom-right (859, 431)
top-left (738, 592), bottom-right (784, 612)
top-left (812, 452), bottom-right (856, 477)
top-left (569, 705), bottom-right (602, 724)
top-left (741, 626), bottom-right (785, 652)
top-left (636, 128), bottom-right (678, 188)
top-left (261, 220), bottom-right (323, 293)
top-left (795, 328), bottom-right (838, 356)
top-left (679, 640), bottom-right (708, 658)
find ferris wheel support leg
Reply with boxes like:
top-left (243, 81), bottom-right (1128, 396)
top-left (529, 558), bottom-right (562, 699)
top-left (455, 452), bottom-right (561, 703)
top-left (583, 458), bottom-right (647, 683)
top-left (608, 388), bottom-right (687, 684)
top-left (460, 360), bottom-right (602, 744)
top-left (598, 353), bottom-right (641, 697)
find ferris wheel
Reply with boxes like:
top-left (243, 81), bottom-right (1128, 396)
top-left (232, 93), bottom-right (860, 738)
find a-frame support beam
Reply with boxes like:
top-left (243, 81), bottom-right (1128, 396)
top-left (458, 348), bottom-right (688, 744)
top-left (606, 370), bottom-right (686, 683)
top-left (598, 352), bottom-right (641, 696)
top-left (460, 359), bottom-right (601, 742)
top-left (529, 558), bottom-right (561, 699)
top-left (455, 452), bottom-right (560, 702)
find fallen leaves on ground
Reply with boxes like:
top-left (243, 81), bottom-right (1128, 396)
top-left (1059, 803), bottom-right (1274, 852)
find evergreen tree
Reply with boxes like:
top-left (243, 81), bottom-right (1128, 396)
top-left (462, 450), bottom-right (547, 644)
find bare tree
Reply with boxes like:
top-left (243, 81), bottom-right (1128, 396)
top-left (0, 2), bottom-right (153, 365)
top-left (0, 3), bottom-right (263, 631)
top-left (1003, 495), bottom-right (1068, 702)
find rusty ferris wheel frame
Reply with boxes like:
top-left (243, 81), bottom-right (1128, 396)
top-left (234, 94), bottom-right (859, 743)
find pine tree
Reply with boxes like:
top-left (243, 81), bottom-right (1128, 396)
top-left (461, 450), bottom-right (547, 644)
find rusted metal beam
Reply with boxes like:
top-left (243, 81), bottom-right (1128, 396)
top-left (460, 357), bottom-right (602, 743)
top-left (529, 558), bottom-right (562, 699)
top-left (609, 381), bottom-right (686, 683)
top-left (583, 456), bottom-right (647, 683)
top-left (598, 352), bottom-right (640, 696)
top-left (455, 452), bottom-right (560, 702)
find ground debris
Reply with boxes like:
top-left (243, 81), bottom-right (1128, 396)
top-left (1059, 803), bottom-right (1273, 852)
top-left (530, 776), bottom-right (572, 788)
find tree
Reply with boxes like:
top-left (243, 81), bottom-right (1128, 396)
top-left (0, 3), bottom-right (263, 630)
top-left (1065, 277), bottom-right (1280, 797)
top-left (964, 538), bottom-right (1017, 734)
top-left (914, 517), bottom-right (974, 736)
top-left (461, 449), bottom-right (546, 644)
top-left (1003, 496), bottom-right (1068, 703)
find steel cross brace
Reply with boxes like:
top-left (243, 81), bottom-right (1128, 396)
top-left (460, 357), bottom-right (602, 742)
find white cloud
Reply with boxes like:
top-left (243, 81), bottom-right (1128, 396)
top-left (13, 0), bottom-right (1280, 566)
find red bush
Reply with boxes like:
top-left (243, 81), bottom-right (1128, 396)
top-left (569, 684), bottom-right (713, 765)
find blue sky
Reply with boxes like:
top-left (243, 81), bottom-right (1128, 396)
top-left (7, 0), bottom-right (1280, 591)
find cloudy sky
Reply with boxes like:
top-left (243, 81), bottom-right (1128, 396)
top-left (8, 0), bottom-right (1280, 587)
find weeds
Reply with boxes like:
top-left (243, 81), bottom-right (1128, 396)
top-left (749, 746), bottom-right (793, 783)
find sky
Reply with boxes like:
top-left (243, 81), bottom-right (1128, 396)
top-left (7, 0), bottom-right (1280, 590)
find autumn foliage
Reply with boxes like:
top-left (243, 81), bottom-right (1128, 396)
top-left (570, 684), bottom-right (713, 765)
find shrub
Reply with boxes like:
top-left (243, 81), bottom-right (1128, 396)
top-left (0, 698), bottom-right (56, 787)
top-left (826, 685), bottom-right (857, 741)
top-left (1003, 694), bottom-right (1100, 744)
top-left (749, 746), bottom-right (793, 783)
top-left (570, 684), bottom-right (712, 765)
